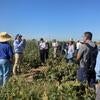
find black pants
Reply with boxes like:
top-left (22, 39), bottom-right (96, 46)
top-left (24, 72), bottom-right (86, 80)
top-left (87, 69), bottom-right (96, 86)
top-left (77, 67), bottom-right (96, 86)
top-left (45, 49), bottom-right (49, 60)
top-left (40, 50), bottom-right (45, 63)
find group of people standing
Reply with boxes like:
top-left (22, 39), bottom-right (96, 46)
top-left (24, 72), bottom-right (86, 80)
top-left (39, 32), bottom-right (100, 91)
top-left (0, 32), bottom-right (26, 86)
top-left (39, 38), bottom-right (61, 65)
top-left (38, 37), bottom-right (79, 64)
top-left (0, 31), bottom-right (100, 94)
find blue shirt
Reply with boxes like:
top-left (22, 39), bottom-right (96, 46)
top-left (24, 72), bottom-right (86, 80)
top-left (95, 51), bottom-right (100, 80)
top-left (13, 40), bottom-right (26, 53)
top-left (0, 42), bottom-right (13, 60)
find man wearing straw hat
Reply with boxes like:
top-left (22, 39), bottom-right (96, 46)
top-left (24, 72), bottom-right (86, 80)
top-left (0, 32), bottom-right (13, 86)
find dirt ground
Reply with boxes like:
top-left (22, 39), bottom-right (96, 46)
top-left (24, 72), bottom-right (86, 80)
top-left (20, 66), bottom-right (48, 82)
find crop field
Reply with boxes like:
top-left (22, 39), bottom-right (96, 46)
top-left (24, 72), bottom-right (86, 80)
top-left (0, 40), bottom-right (95, 100)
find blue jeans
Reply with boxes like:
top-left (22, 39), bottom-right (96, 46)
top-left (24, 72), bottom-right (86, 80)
top-left (0, 59), bottom-right (12, 86)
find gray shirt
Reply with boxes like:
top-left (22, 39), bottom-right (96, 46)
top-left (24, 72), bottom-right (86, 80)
top-left (78, 41), bottom-right (96, 68)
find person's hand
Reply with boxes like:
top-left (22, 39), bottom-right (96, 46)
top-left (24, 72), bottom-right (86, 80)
top-left (22, 38), bottom-right (26, 42)
top-left (10, 58), bottom-right (14, 64)
top-left (75, 59), bottom-right (80, 65)
top-left (22, 38), bottom-right (25, 41)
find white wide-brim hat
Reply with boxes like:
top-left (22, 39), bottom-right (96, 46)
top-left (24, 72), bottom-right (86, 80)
top-left (0, 32), bottom-right (12, 42)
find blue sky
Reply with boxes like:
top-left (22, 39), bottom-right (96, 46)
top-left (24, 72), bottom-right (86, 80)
top-left (0, 0), bottom-right (100, 41)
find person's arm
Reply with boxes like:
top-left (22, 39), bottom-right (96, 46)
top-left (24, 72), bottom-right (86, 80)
top-left (71, 45), bottom-right (75, 53)
top-left (22, 39), bottom-right (26, 49)
top-left (8, 45), bottom-right (14, 64)
top-left (13, 40), bottom-right (24, 48)
top-left (77, 53), bottom-right (81, 61)
top-left (76, 44), bottom-right (85, 61)
top-left (9, 54), bottom-right (13, 64)
top-left (52, 43), bottom-right (54, 47)
top-left (56, 42), bottom-right (58, 47)
top-left (39, 42), bottom-right (42, 48)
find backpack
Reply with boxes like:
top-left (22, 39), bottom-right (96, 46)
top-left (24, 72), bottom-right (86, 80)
top-left (77, 43), bottom-right (98, 84)
top-left (85, 43), bottom-right (98, 70)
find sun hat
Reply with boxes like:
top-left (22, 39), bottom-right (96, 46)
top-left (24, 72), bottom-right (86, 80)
top-left (0, 32), bottom-right (12, 42)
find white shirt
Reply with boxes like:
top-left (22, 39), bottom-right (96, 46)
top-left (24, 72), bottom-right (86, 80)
top-left (39, 42), bottom-right (46, 50)
top-left (68, 45), bottom-right (74, 54)
top-left (52, 42), bottom-right (58, 48)
top-left (67, 44), bottom-right (74, 59)
top-left (76, 42), bottom-right (81, 50)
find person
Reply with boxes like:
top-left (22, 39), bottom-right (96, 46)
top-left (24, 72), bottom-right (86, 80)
top-left (0, 32), bottom-right (13, 86)
top-left (45, 40), bottom-right (49, 60)
top-left (76, 40), bottom-right (81, 52)
top-left (13, 34), bottom-right (26, 75)
top-left (67, 40), bottom-right (75, 63)
top-left (95, 46), bottom-right (100, 81)
top-left (95, 46), bottom-right (100, 100)
top-left (52, 39), bottom-right (58, 58)
top-left (39, 38), bottom-right (46, 65)
top-left (57, 42), bottom-right (62, 55)
top-left (77, 32), bottom-right (98, 87)
top-left (61, 42), bottom-right (67, 55)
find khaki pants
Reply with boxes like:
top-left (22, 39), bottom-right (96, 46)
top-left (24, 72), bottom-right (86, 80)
top-left (13, 53), bottom-right (23, 75)
top-left (53, 48), bottom-right (57, 58)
